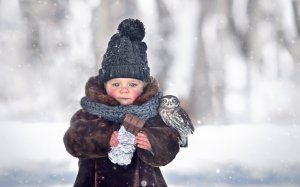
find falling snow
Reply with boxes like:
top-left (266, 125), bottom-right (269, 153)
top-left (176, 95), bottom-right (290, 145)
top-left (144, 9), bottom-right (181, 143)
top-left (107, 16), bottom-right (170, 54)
top-left (1, 0), bottom-right (300, 186)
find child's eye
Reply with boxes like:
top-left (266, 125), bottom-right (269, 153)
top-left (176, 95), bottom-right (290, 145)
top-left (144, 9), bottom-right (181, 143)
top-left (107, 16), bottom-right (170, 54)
top-left (128, 83), bottom-right (138, 87)
top-left (112, 83), bottom-right (120, 87)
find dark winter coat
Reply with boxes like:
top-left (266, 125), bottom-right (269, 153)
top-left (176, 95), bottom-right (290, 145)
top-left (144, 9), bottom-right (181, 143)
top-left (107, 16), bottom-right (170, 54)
top-left (63, 76), bottom-right (180, 187)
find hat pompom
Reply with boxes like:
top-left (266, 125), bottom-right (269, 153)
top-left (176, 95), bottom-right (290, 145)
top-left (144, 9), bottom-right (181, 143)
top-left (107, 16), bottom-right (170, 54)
top-left (118, 19), bottom-right (145, 41)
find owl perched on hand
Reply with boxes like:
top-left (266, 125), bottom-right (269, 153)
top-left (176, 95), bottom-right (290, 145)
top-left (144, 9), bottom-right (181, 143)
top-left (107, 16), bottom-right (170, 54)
top-left (158, 95), bottom-right (194, 147)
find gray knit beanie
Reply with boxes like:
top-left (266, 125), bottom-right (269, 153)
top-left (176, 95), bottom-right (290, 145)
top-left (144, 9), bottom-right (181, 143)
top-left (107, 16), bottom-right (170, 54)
top-left (98, 18), bottom-right (150, 85)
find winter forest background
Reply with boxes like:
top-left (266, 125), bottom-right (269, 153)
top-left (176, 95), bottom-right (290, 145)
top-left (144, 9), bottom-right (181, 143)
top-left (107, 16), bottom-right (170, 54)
top-left (1, 0), bottom-right (300, 187)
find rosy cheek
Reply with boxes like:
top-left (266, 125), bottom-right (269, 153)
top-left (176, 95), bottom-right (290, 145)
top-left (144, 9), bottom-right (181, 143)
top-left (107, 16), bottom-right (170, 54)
top-left (130, 90), bottom-right (142, 100)
top-left (106, 89), bottom-right (118, 98)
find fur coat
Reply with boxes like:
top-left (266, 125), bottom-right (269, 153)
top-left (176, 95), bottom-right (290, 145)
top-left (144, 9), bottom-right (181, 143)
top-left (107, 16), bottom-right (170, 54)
top-left (63, 76), bottom-right (180, 187)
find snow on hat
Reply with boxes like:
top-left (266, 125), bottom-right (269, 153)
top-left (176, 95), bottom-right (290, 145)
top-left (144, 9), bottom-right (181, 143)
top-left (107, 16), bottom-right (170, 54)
top-left (98, 18), bottom-right (150, 84)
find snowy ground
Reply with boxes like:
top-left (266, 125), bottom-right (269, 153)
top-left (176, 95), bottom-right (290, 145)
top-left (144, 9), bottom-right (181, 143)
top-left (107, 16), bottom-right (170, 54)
top-left (0, 122), bottom-right (300, 187)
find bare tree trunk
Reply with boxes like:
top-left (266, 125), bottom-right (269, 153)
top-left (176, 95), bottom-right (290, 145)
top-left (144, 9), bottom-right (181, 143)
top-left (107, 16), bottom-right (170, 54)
top-left (227, 0), bottom-right (253, 123)
top-left (292, 0), bottom-right (300, 35)
top-left (210, 0), bottom-right (231, 124)
top-left (154, 0), bottom-right (174, 90)
top-left (189, 0), bottom-right (214, 124)
top-left (242, 0), bottom-right (261, 123)
top-left (288, 0), bottom-right (300, 84)
top-left (19, 0), bottom-right (42, 63)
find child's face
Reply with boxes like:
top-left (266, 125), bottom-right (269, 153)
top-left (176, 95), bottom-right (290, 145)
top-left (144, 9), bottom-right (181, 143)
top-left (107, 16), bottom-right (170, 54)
top-left (105, 78), bottom-right (145, 105)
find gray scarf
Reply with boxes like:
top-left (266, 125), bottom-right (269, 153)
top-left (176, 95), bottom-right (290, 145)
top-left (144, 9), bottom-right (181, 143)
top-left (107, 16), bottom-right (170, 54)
top-left (80, 92), bottom-right (162, 123)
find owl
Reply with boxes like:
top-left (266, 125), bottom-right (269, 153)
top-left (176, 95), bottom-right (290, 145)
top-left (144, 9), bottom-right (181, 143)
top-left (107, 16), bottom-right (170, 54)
top-left (158, 95), bottom-right (194, 147)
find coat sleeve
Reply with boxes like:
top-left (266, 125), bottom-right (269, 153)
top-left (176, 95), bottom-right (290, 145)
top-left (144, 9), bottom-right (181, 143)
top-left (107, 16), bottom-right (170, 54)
top-left (63, 109), bottom-right (119, 159)
top-left (137, 115), bottom-right (180, 167)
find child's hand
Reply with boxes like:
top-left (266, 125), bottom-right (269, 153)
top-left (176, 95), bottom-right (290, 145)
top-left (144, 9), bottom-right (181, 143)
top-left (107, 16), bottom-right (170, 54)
top-left (109, 131), bottom-right (119, 147)
top-left (135, 132), bottom-right (152, 151)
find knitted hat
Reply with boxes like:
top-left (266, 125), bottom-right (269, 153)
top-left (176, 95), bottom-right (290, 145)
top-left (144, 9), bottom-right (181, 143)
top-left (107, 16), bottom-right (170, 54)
top-left (98, 18), bottom-right (150, 85)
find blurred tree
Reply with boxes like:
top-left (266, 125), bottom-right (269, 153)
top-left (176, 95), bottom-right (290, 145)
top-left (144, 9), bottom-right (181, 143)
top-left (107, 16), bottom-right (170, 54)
top-left (92, 0), bottom-right (138, 73)
top-left (153, 0), bottom-right (174, 90)
top-left (190, 0), bottom-right (214, 124)
top-left (19, 0), bottom-right (68, 65)
top-left (2, 0), bottom-right (300, 123)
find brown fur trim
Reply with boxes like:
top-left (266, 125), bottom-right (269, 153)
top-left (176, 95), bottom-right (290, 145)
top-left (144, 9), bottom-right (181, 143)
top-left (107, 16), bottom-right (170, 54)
top-left (85, 76), bottom-right (160, 106)
top-left (64, 109), bottom-right (120, 158)
top-left (85, 76), bottom-right (119, 106)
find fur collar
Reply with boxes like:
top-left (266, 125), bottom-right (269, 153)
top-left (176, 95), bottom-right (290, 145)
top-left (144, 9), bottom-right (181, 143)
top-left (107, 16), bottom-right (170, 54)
top-left (85, 76), bottom-right (160, 106)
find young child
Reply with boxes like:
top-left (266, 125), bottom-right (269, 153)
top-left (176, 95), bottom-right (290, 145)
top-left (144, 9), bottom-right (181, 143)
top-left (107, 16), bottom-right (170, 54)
top-left (63, 18), bottom-right (191, 187)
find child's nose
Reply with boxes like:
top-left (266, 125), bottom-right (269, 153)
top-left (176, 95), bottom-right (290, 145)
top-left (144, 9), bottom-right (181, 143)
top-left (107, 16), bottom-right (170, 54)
top-left (120, 86), bottom-right (129, 93)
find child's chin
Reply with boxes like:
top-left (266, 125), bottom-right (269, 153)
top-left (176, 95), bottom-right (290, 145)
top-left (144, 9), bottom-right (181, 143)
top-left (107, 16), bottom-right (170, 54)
top-left (118, 100), bottom-right (133, 105)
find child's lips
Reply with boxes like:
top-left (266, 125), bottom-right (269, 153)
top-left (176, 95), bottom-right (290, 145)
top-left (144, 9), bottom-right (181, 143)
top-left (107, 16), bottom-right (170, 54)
top-left (117, 98), bottom-right (134, 105)
top-left (118, 98), bottom-right (131, 100)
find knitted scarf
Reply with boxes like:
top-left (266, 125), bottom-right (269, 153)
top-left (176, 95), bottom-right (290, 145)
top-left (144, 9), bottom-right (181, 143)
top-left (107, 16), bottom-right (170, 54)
top-left (80, 92), bottom-right (163, 123)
